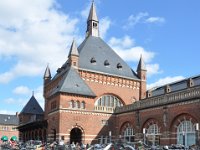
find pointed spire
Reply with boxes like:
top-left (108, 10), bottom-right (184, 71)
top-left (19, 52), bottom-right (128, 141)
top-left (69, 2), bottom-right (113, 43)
top-left (44, 64), bottom-right (51, 80)
top-left (87, 1), bottom-right (98, 22)
top-left (68, 39), bottom-right (79, 57)
top-left (137, 55), bottom-right (146, 72)
top-left (86, 1), bottom-right (99, 37)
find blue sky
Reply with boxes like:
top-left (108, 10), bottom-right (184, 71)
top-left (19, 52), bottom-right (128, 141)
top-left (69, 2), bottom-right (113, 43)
top-left (0, 0), bottom-right (200, 114)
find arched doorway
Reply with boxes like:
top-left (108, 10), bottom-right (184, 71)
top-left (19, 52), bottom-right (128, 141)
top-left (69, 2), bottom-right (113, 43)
top-left (70, 128), bottom-right (82, 144)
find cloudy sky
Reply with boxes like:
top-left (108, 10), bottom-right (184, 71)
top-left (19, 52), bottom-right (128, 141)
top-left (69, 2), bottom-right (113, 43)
top-left (0, 0), bottom-right (200, 114)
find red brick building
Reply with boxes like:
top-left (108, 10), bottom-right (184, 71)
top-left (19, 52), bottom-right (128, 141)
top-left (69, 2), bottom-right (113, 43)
top-left (43, 2), bottom-right (146, 145)
top-left (18, 2), bottom-right (200, 148)
top-left (116, 77), bottom-right (200, 147)
top-left (0, 114), bottom-right (19, 142)
top-left (18, 95), bottom-right (47, 142)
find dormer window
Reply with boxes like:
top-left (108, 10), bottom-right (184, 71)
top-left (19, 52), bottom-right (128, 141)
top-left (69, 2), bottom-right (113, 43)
top-left (57, 68), bottom-right (61, 73)
top-left (117, 63), bottom-right (122, 69)
top-left (104, 60), bottom-right (110, 66)
top-left (165, 85), bottom-right (171, 93)
top-left (90, 57), bottom-right (96, 64)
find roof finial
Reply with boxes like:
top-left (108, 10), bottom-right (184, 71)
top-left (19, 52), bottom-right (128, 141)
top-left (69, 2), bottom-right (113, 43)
top-left (32, 91), bottom-right (34, 96)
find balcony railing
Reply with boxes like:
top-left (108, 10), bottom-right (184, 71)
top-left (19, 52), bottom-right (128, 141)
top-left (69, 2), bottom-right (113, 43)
top-left (94, 106), bottom-right (115, 113)
top-left (115, 86), bottom-right (200, 113)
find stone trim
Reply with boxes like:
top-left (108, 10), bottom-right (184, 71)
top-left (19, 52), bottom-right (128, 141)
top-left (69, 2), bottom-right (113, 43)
top-left (116, 86), bottom-right (200, 113)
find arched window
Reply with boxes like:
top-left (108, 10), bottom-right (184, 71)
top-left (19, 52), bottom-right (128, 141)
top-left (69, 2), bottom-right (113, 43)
top-left (74, 101), bottom-right (79, 108)
top-left (77, 101), bottom-right (80, 108)
top-left (146, 124), bottom-right (160, 146)
top-left (123, 126), bottom-right (134, 142)
top-left (95, 95), bottom-right (123, 108)
top-left (69, 100), bottom-right (74, 108)
top-left (177, 120), bottom-right (195, 147)
top-left (81, 101), bottom-right (85, 109)
top-left (147, 124), bottom-right (159, 135)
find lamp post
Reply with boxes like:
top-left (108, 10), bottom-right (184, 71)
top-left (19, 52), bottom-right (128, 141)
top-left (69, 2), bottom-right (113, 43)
top-left (119, 135), bottom-right (122, 144)
top-left (143, 128), bottom-right (146, 145)
top-left (196, 123), bottom-right (199, 148)
top-left (109, 131), bottom-right (112, 143)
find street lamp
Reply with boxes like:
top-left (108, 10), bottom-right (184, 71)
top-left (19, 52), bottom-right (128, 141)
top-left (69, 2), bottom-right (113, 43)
top-left (109, 131), bottom-right (112, 143)
top-left (195, 123), bottom-right (199, 148)
top-left (143, 128), bottom-right (146, 145)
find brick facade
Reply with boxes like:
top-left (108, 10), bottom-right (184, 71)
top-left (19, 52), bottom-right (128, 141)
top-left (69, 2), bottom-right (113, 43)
top-left (19, 2), bottom-right (200, 148)
top-left (0, 114), bottom-right (19, 141)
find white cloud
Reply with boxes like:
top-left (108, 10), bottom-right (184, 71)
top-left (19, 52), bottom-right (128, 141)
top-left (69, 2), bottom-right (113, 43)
top-left (3, 98), bottom-right (16, 104)
top-left (108, 36), bottom-right (163, 77)
top-left (109, 36), bottom-right (135, 49)
top-left (108, 36), bottom-right (154, 63)
top-left (3, 85), bottom-right (44, 113)
top-left (123, 12), bottom-right (165, 29)
top-left (0, 110), bottom-right (16, 115)
top-left (124, 12), bottom-right (149, 29)
top-left (3, 97), bottom-right (26, 106)
top-left (13, 86), bottom-right (31, 95)
top-left (146, 64), bottom-right (162, 77)
top-left (33, 86), bottom-right (45, 109)
top-left (114, 46), bottom-right (155, 63)
top-left (100, 17), bottom-right (111, 39)
top-left (147, 76), bottom-right (185, 90)
top-left (0, 0), bottom-right (80, 83)
top-left (145, 17), bottom-right (165, 24)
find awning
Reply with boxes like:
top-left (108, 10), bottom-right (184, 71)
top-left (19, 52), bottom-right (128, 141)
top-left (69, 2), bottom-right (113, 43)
top-left (1, 135), bottom-right (8, 141)
top-left (10, 136), bottom-right (17, 141)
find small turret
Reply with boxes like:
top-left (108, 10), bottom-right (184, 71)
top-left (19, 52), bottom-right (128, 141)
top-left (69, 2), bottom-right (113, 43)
top-left (43, 64), bottom-right (51, 84)
top-left (68, 39), bottom-right (79, 68)
top-left (137, 55), bottom-right (147, 78)
top-left (137, 55), bottom-right (147, 99)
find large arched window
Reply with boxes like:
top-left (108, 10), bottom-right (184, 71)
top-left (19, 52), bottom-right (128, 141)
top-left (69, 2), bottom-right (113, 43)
top-left (147, 124), bottom-right (159, 135)
top-left (146, 124), bottom-right (160, 146)
top-left (123, 126), bottom-right (134, 142)
top-left (177, 120), bottom-right (195, 147)
top-left (95, 95), bottom-right (123, 107)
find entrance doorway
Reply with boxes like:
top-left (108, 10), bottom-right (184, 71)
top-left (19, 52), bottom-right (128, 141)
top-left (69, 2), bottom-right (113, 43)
top-left (70, 128), bottom-right (82, 144)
